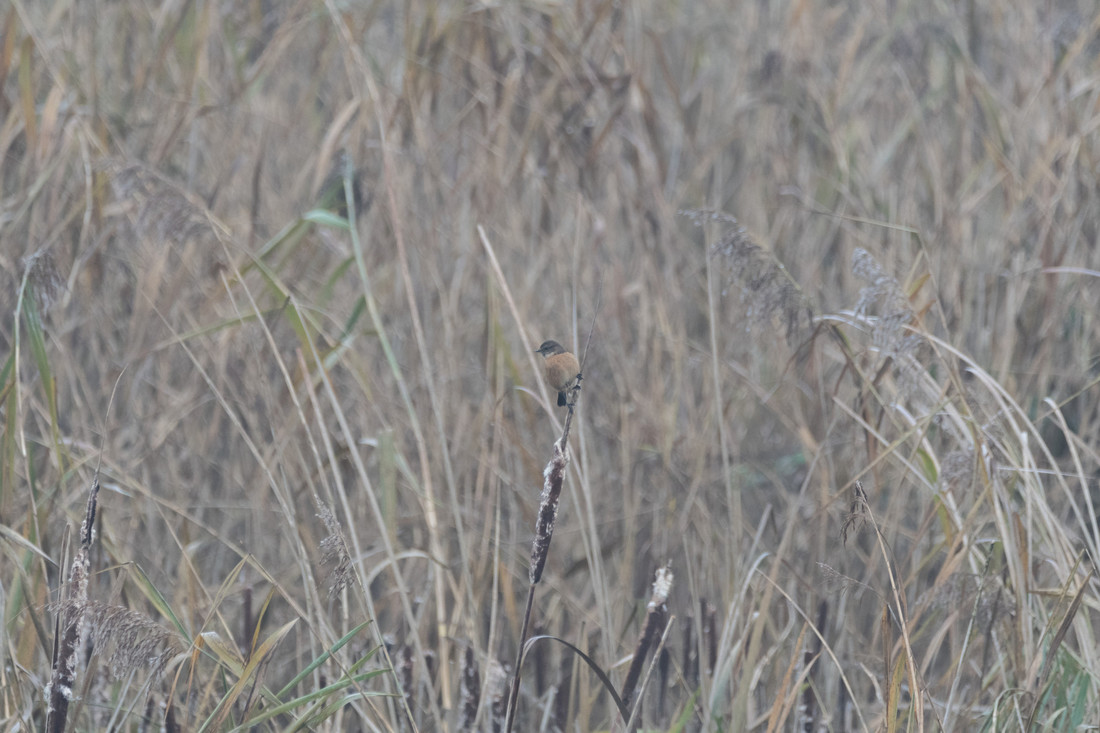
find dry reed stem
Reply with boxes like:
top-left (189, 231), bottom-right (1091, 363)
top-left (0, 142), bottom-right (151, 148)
top-left (621, 564), bottom-right (673, 717)
top-left (622, 614), bottom-right (674, 733)
top-left (45, 475), bottom-right (97, 733)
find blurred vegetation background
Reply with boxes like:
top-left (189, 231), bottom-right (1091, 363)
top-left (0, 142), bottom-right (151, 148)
top-left (3, 0), bottom-right (1100, 730)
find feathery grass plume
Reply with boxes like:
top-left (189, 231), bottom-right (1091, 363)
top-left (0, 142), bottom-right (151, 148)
top-left (315, 497), bottom-right (354, 597)
top-left (45, 476), bottom-right (98, 733)
top-left (56, 600), bottom-right (184, 681)
top-left (840, 480), bottom-right (872, 545)
top-left (108, 162), bottom-right (218, 246)
top-left (852, 248), bottom-right (912, 342)
top-left (924, 572), bottom-right (984, 615)
top-left (690, 210), bottom-right (814, 343)
top-left (816, 563), bottom-right (867, 598)
top-left (851, 247), bottom-right (927, 395)
top-left (621, 564), bottom-right (673, 711)
top-left (938, 450), bottom-right (976, 498)
top-left (24, 251), bottom-right (65, 318)
top-left (458, 646), bottom-right (480, 729)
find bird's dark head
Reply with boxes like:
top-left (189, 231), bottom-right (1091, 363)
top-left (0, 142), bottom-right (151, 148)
top-left (536, 340), bottom-right (566, 357)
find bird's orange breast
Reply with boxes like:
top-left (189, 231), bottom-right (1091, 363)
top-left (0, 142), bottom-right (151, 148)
top-left (544, 352), bottom-right (580, 391)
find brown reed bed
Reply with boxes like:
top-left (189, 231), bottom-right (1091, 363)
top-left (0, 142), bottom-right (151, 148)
top-left (5, 0), bottom-right (1100, 730)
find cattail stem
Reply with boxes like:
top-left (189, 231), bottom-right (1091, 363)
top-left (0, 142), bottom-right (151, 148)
top-left (45, 475), bottom-right (99, 733)
top-left (503, 585), bottom-right (537, 733)
top-left (504, 376), bottom-right (582, 732)
top-left (621, 565), bottom-right (674, 728)
top-left (622, 615), bottom-right (674, 733)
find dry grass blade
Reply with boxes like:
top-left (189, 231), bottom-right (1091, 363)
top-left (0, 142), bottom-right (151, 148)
top-left (1023, 560), bottom-right (1094, 731)
top-left (853, 481), bottom-right (926, 731)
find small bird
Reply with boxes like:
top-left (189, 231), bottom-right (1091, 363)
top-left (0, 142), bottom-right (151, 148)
top-left (535, 340), bottom-right (581, 407)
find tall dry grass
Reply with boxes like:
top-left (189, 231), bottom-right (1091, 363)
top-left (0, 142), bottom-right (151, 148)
top-left (3, 0), bottom-right (1100, 730)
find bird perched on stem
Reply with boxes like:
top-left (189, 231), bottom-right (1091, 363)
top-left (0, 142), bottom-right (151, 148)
top-left (535, 340), bottom-right (581, 407)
